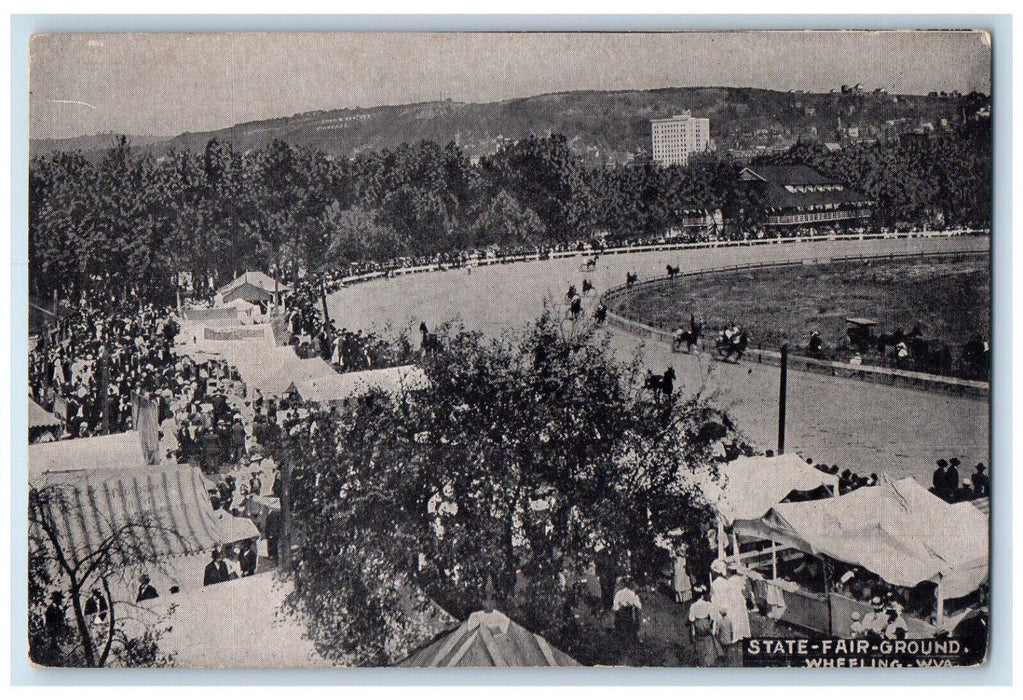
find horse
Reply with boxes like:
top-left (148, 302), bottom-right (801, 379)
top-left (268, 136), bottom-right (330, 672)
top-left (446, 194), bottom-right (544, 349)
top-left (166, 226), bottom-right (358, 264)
top-left (567, 296), bottom-right (583, 321)
top-left (716, 330), bottom-right (748, 362)
top-left (419, 322), bottom-right (442, 356)
top-left (594, 303), bottom-right (608, 326)
top-left (582, 279), bottom-right (595, 296)
top-left (805, 331), bottom-right (827, 359)
top-left (644, 367), bottom-right (676, 402)
top-left (566, 285), bottom-right (578, 303)
top-left (909, 336), bottom-right (954, 376)
top-left (666, 264), bottom-right (680, 281)
top-left (581, 257), bottom-right (598, 271)
top-left (625, 272), bottom-right (638, 288)
top-left (958, 336), bottom-right (989, 380)
top-left (672, 314), bottom-right (702, 353)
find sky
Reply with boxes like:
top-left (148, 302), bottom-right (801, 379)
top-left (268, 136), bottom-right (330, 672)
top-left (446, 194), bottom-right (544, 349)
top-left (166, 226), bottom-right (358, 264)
top-left (29, 31), bottom-right (992, 140)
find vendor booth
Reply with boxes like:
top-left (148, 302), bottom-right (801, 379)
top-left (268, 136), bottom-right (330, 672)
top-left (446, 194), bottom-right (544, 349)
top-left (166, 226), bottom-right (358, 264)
top-left (731, 475), bottom-right (988, 637)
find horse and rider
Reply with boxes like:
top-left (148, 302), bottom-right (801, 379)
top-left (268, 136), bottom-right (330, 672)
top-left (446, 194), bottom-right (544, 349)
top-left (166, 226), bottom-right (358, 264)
top-left (805, 330), bottom-right (826, 359)
top-left (672, 313), bottom-right (703, 353)
top-left (666, 264), bottom-right (681, 281)
top-left (419, 321), bottom-right (442, 356)
top-left (594, 303), bottom-right (608, 326)
top-left (644, 366), bottom-right (677, 402)
top-left (625, 272), bottom-right (638, 289)
top-left (568, 295), bottom-right (584, 320)
top-left (715, 324), bottom-right (748, 362)
top-left (581, 279), bottom-right (595, 296)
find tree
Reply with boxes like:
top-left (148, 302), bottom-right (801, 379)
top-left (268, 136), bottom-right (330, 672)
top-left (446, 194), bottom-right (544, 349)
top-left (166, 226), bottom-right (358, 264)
top-left (271, 311), bottom-right (744, 665)
top-left (325, 205), bottom-right (409, 266)
top-left (28, 483), bottom-right (176, 667)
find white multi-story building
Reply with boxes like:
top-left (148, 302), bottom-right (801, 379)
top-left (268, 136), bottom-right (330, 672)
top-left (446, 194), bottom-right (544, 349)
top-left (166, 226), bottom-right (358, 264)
top-left (650, 112), bottom-right (710, 167)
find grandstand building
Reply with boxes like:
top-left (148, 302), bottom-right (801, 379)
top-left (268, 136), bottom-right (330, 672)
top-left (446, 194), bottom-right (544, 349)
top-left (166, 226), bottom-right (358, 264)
top-left (738, 164), bottom-right (873, 228)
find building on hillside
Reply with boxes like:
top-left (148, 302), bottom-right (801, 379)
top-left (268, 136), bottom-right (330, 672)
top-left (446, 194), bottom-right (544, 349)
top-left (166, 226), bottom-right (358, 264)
top-left (650, 112), bottom-right (710, 167)
top-left (738, 164), bottom-right (873, 229)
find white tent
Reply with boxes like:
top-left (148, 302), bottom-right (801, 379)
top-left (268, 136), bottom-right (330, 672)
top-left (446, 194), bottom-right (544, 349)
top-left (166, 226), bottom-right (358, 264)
top-left (141, 573), bottom-right (336, 668)
top-left (28, 431), bottom-right (145, 478)
top-left (28, 398), bottom-right (61, 430)
top-left (701, 453), bottom-right (839, 525)
top-left (294, 365), bottom-right (430, 405)
top-left (224, 297), bottom-right (261, 324)
top-left (739, 475), bottom-right (988, 599)
top-left (247, 356), bottom-right (337, 397)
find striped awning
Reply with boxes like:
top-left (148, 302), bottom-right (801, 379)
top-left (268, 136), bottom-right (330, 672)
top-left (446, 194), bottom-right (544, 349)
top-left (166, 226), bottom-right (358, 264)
top-left (30, 465), bottom-right (255, 566)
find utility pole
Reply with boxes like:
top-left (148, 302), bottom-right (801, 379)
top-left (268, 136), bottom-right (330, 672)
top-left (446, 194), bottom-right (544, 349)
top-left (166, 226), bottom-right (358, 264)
top-left (278, 457), bottom-right (292, 571)
top-left (778, 344), bottom-right (788, 454)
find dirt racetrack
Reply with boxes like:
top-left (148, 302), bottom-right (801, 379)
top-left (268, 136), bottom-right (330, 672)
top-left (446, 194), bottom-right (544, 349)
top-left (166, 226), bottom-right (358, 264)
top-left (328, 235), bottom-right (990, 485)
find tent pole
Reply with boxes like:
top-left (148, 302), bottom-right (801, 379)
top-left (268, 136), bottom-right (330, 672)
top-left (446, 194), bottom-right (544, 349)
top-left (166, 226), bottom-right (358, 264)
top-left (936, 578), bottom-right (944, 627)
top-left (732, 529), bottom-right (740, 567)
top-left (717, 518), bottom-right (725, 560)
top-left (772, 540), bottom-right (778, 580)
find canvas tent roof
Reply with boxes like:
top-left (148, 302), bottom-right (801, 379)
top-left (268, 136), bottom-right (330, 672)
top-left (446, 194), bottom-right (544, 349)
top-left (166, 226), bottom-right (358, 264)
top-left (294, 365), bottom-right (429, 404)
top-left (30, 464), bottom-right (258, 564)
top-left (29, 398), bottom-right (61, 430)
top-left (144, 573), bottom-right (335, 668)
top-left (216, 271), bottom-right (290, 297)
top-left (701, 453), bottom-right (839, 525)
top-left (740, 476), bottom-right (988, 598)
top-left (247, 356), bottom-right (337, 397)
top-left (399, 609), bottom-right (580, 667)
top-left (220, 282), bottom-right (276, 305)
top-left (28, 431), bottom-right (145, 478)
top-left (225, 297), bottom-right (259, 313)
top-left (180, 307), bottom-right (239, 325)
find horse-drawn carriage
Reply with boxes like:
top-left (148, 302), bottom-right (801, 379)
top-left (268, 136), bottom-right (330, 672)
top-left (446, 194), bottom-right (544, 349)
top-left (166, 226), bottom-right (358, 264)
top-left (844, 317), bottom-right (879, 353)
top-left (715, 327), bottom-right (748, 362)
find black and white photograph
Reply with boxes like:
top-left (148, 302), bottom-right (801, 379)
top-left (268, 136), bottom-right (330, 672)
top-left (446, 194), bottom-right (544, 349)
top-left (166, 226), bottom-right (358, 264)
top-left (23, 29), bottom-right (992, 669)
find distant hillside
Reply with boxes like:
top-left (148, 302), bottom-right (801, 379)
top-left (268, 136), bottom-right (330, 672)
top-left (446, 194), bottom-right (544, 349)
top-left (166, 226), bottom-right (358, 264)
top-left (29, 132), bottom-right (171, 158)
top-left (31, 87), bottom-right (988, 163)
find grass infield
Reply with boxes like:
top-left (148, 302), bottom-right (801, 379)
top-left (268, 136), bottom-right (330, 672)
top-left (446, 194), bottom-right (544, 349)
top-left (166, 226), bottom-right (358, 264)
top-left (610, 255), bottom-right (990, 361)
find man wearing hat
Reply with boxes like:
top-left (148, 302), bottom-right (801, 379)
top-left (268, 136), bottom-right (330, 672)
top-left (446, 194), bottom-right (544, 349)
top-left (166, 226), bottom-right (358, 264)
top-left (946, 458), bottom-right (962, 501)
top-left (932, 459), bottom-right (948, 496)
top-left (971, 463), bottom-right (989, 498)
top-left (203, 548), bottom-right (230, 586)
top-left (136, 573), bottom-right (159, 602)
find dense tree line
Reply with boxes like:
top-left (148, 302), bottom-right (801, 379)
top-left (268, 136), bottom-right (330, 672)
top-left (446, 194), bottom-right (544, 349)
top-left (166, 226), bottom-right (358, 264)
top-left (30, 122), bottom-right (990, 308)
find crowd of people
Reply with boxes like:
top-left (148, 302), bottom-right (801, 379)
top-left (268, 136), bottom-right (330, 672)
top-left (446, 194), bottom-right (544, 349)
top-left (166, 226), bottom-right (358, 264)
top-left (931, 457), bottom-right (989, 503)
top-left (29, 303), bottom-right (180, 440)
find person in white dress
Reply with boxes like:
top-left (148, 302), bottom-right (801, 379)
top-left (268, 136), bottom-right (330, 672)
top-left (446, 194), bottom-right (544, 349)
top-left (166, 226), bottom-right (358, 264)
top-left (710, 559), bottom-right (752, 642)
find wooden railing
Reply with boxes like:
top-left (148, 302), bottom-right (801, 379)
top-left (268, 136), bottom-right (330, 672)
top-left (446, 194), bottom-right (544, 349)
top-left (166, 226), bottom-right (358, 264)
top-left (331, 229), bottom-right (987, 287)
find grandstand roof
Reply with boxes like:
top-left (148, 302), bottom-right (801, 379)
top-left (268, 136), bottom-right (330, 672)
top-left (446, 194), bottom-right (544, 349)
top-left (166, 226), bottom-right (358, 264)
top-left (740, 165), bottom-right (873, 210)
